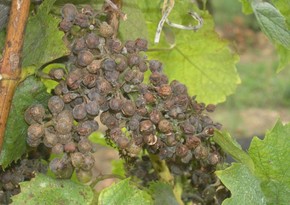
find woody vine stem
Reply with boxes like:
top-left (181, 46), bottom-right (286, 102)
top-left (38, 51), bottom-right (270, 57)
top-left (0, 0), bottom-right (31, 151)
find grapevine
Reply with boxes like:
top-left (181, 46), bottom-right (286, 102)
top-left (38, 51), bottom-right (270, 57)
top-left (20, 3), bottom-right (228, 204)
top-left (1, 0), bottom-right (287, 204)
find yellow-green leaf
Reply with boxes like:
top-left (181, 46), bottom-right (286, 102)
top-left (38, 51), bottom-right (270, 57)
top-left (136, 1), bottom-right (240, 104)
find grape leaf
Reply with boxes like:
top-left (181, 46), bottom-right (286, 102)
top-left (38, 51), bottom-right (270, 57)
top-left (213, 130), bottom-right (254, 171)
top-left (237, 1), bottom-right (290, 71)
top-left (252, 2), bottom-right (290, 49)
top-left (0, 76), bottom-right (50, 169)
top-left (216, 120), bottom-right (290, 205)
top-left (251, 1), bottom-right (290, 72)
top-left (216, 163), bottom-right (266, 205)
top-left (118, 0), bottom-right (148, 41)
top-left (11, 174), bottom-right (94, 205)
top-left (135, 1), bottom-right (240, 104)
top-left (22, 0), bottom-right (69, 69)
top-left (248, 121), bottom-right (290, 204)
top-left (149, 182), bottom-right (179, 205)
top-left (98, 178), bottom-right (153, 205)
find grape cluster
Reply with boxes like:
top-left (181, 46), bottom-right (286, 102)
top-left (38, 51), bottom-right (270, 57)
top-left (0, 159), bottom-right (47, 204)
top-left (24, 3), bottom-right (226, 203)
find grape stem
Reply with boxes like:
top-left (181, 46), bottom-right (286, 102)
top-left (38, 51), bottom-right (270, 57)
top-left (148, 153), bottom-right (173, 184)
top-left (173, 176), bottom-right (184, 205)
top-left (0, 0), bottom-right (31, 151)
top-left (148, 154), bottom-right (184, 205)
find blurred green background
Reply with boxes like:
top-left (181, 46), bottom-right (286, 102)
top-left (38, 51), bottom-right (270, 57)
top-left (210, 0), bottom-right (290, 139)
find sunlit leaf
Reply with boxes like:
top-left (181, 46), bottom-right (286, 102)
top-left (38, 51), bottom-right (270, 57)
top-left (134, 1), bottom-right (240, 104)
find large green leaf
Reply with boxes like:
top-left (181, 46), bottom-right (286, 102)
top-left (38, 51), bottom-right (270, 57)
top-left (22, 0), bottom-right (69, 69)
top-left (134, 1), bottom-right (240, 104)
top-left (11, 174), bottom-right (94, 205)
top-left (0, 77), bottom-right (50, 169)
top-left (149, 182), bottom-right (179, 205)
top-left (98, 178), bottom-right (153, 205)
top-left (216, 163), bottom-right (266, 205)
top-left (216, 121), bottom-right (290, 205)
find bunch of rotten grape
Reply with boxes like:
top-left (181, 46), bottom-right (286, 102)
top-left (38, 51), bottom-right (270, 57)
top-left (24, 3), bottom-right (228, 204)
